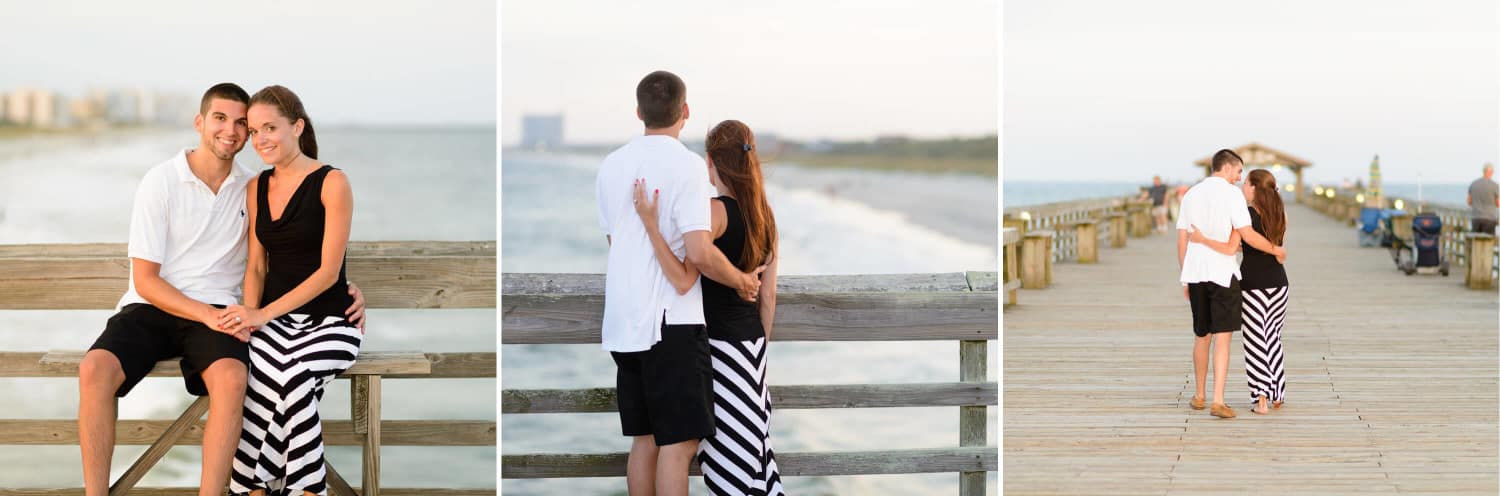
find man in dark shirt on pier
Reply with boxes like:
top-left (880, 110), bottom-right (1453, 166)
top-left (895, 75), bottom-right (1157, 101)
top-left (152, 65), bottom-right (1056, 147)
top-left (1468, 162), bottom-right (1498, 234)
top-left (1138, 175), bottom-right (1169, 233)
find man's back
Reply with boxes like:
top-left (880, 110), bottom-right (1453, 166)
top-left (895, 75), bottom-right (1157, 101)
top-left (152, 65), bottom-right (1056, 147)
top-left (596, 135), bottom-right (713, 352)
top-left (1177, 177), bottom-right (1251, 287)
top-left (1469, 177), bottom-right (1498, 221)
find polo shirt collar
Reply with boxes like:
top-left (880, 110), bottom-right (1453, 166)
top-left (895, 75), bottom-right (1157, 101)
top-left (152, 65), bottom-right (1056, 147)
top-left (1205, 176), bottom-right (1231, 186)
top-left (174, 148), bottom-right (250, 187)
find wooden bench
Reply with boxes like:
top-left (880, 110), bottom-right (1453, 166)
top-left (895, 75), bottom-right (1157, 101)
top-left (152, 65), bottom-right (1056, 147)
top-left (38, 351), bottom-right (429, 496)
top-left (0, 241), bottom-right (497, 496)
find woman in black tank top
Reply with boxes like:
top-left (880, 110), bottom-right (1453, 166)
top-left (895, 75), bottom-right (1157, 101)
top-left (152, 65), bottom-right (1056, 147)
top-left (217, 86), bottom-right (362, 496)
top-left (633, 120), bottom-right (786, 495)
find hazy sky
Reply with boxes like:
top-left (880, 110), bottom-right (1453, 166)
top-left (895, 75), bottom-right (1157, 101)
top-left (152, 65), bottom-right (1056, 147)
top-left (1005, 0), bottom-right (1499, 183)
top-left (501, 0), bottom-right (999, 146)
top-left (0, 0), bottom-right (495, 126)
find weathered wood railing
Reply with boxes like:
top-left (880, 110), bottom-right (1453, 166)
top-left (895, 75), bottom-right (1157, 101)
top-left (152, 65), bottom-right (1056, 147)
top-left (500, 272), bottom-right (998, 495)
top-left (0, 241), bottom-right (498, 496)
top-left (1004, 195), bottom-right (1149, 292)
top-left (1003, 228), bottom-right (1021, 306)
top-left (1305, 185), bottom-right (1499, 288)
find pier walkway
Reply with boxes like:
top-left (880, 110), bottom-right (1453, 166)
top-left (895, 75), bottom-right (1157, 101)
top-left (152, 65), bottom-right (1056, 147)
top-left (1003, 202), bottom-right (1498, 494)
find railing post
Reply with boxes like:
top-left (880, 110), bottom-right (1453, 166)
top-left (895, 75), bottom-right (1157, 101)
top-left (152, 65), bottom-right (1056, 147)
top-left (1076, 220), bottom-right (1099, 263)
top-left (1127, 201), bottom-right (1151, 237)
top-left (1021, 231), bottom-right (1054, 289)
top-left (1466, 233), bottom-right (1496, 290)
top-left (1004, 229), bottom-right (1020, 307)
top-left (959, 340), bottom-right (986, 496)
top-left (1107, 213), bottom-right (1127, 248)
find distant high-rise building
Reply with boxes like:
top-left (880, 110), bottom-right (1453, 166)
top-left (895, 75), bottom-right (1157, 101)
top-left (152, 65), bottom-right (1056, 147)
top-left (106, 90), bottom-right (141, 124)
top-left (32, 90), bottom-right (57, 128)
top-left (521, 114), bottom-right (564, 150)
top-left (6, 89), bottom-right (33, 125)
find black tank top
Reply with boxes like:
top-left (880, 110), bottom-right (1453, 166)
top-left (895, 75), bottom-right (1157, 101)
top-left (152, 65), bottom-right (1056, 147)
top-left (1239, 207), bottom-right (1289, 290)
top-left (701, 196), bottom-right (765, 341)
top-left (256, 165), bottom-right (354, 317)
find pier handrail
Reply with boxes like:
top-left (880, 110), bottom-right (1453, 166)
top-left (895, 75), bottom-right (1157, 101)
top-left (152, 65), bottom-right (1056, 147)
top-left (0, 241), bottom-right (497, 496)
top-left (500, 272), bottom-right (999, 495)
top-left (1304, 185), bottom-right (1499, 286)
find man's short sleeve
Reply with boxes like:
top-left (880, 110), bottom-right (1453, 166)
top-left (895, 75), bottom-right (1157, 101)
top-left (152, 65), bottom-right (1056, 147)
top-left (1229, 191), bottom-right (1253, 229)
top-left (596, 169), bottom-right (612, 236)
top-left (672, 158), bottom-right (713, 234)
top-left (1175, 193), bottom-right (1191, 230)
top-left (127, 171), bottom-right (169, 264)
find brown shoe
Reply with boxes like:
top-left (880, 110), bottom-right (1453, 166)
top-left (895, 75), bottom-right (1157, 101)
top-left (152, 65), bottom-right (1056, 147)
top-left (1210, 403), bottom-right (1236, 418)
top-left (1190, 396), bottom-right (1206, 410)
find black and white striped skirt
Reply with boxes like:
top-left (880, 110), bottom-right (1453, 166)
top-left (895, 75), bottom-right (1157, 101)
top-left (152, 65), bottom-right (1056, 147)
top-left (1242, 286), bottom-right (1288, 404)
top-left (231, 314), bottom-right (362, 496)
top-left (698, 337), bottom-right (785, 496)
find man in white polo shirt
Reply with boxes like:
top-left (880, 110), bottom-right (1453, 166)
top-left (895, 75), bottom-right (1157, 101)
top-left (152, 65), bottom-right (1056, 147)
top-left (1177, 149), bottom-right (1286, 419)
top-left (76, 83), bottom-right (366, 496)
top-left (596, 70), bottom-right (764, 496)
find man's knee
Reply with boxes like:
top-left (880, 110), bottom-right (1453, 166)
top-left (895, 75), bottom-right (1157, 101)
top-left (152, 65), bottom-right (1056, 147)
top-left (200, 359), bottom-right (247, 395)
top-left (79, 350), bottom-right (125, 392)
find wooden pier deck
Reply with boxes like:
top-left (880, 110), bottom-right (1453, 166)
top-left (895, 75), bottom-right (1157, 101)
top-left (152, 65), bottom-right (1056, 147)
top-left (1003, 202), bottom-right (1499, 495)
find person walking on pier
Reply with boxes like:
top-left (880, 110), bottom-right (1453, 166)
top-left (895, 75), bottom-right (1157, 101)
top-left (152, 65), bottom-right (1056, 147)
top-left (1176, 149), bottom-right (1285, 419)
top-left (1139, 175), bottom-right (1170, 233)
top-left (1188, 169), bottom-right (1290, 415)
top-left (1467, 162), bottom-right (1498, 234)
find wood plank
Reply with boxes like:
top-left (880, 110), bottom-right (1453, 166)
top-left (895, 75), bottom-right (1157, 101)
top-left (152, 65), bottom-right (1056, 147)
top-left (966, 271), bottom-right (999, 291)
top-left (502, 272), bottom-right (982, 294)
top-left (0, 419), bottom-right (495, 446)
top-left (502, 447), bottom-right (995, 478)
top-left (0, 352), bottom-right (490, 379)
top-left (1003, 201), bottom-right (1500, 494)
top-left (363, 376), bottom-right (383, 496)
top-left (110, 397), bottom-right (209, 496)
top-left (502, 382), bottom-right (998, 413)
top-left (959, 340), bottom-right (987, 496)
top-left (502, 292), bottom-right (997, 344)
top-left (0, 256), bottom-right (495, 309)
top-left (37, 350), bottom-right (432, 377)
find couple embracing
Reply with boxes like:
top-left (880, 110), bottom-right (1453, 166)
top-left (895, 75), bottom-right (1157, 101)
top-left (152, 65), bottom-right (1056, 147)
top-left (596, 71), bottom-right (785, 496)
top-left (80, 83), bottom-right (364, 495)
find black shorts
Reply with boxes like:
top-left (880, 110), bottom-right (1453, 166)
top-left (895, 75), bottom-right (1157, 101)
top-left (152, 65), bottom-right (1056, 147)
top-left (610, 322), bottom-right (714, 446)
top-left (1188, 277), bottom-right (1241, 337)
top-left (89, 303), bottom-right (250, 397)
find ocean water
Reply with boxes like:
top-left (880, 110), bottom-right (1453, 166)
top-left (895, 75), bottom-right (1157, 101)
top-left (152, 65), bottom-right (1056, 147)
top-left (1002, 180), bottom-right (1474, 211)
top-left (501, 150), bottom-right (999, 495)
top-left (0, 127), bottom-right (497, 489)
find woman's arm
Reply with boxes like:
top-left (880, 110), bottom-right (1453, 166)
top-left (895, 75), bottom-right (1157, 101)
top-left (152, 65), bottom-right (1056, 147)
top-left (758, 243), bottom-right (778, 340)
top-left (1186, 224), bottom-right (1241, 255)
top-left (634, 179), bottom-right (701, 294)
top-left (236, 178), bottom-right (267, 341)
top-left (222, 169), bottom-right (352, 331)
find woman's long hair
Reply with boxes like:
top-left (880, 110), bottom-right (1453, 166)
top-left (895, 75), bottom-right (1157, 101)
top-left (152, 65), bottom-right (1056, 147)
top-left (706, 120), bottom-right (776, 270)
top-left (249, 85), bottom-right (318, 160)
top-left (1247, 169), bottom-right (1286, 245)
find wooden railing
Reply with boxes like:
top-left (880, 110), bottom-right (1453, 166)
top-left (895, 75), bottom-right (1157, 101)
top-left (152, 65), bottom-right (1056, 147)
top-left (1003, 228), bottom-right (1021, 306)
top-left (500, 272), bottom-right (998, 495)
top-left (1003, 194), bottom-right (1150, 292)
top-left (0, 241), bottom-right (498, 496)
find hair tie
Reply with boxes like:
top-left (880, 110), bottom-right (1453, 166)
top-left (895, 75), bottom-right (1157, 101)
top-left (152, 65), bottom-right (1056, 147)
top-left (742, 143), bottom-right (753, 152)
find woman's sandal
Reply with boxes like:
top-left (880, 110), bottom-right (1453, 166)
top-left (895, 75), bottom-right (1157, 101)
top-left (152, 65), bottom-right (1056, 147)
top-left (1272, 401), bottom-right (1284, 410)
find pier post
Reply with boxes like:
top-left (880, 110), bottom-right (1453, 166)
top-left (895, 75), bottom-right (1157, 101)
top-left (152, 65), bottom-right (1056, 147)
top-left (959, 340), bottom-right (986, 496)
top-left (1107, 213), bottom-right (1127, 248)
top-left (1021, 231), bottom-right (1054, 289)
top-left (1004, 228), bottom-right (1020, 306)
top-left (1466, 233), bottom-right (1496, 290)
top-left (1127, 201), bottom-right (1151, 237)
top-left (1076, 220), bottom-right (1099, 263)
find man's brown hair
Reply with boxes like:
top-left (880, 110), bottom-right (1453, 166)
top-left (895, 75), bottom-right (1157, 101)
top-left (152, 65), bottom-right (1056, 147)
top-left (198, 82), bottom-right (249, 115)
top-left (636, 71), bottom-right (686, 129)
top-left (1211, 149), bottom-right (1243, 172)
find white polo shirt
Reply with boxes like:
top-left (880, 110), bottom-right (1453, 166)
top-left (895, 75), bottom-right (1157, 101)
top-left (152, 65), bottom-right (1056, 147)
top-left (1177, 176), bottom-right (1253, 288)
top-left (116, 149), bottom-right (255, 310)
top-left (595, 135), bottom-right (715, 352)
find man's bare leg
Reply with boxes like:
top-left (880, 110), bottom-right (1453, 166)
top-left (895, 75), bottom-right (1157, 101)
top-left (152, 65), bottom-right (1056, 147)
top-left (79, 350), bottom-right (126, 496)
top-left (655, 439), bottom-right (700, 496)
top-left (199, 358), bottom-right (247, 496)
top-left (1192, 335), bottom-right (1210, 403)
top-left (627, 435), bottom-right (659, 496)
top-left (1212, 332), bottom-right (1232, 405)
